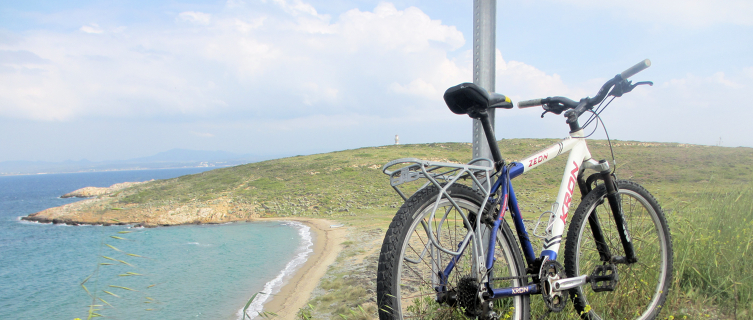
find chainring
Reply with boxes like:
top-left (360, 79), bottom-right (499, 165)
top-left (539, 260), bottom-right (569, 312)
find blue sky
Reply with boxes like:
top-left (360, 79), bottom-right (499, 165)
top-left (1, 0), bottom-right (751, 162)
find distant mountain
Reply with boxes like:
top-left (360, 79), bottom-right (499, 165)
top-left (0, 149), bottom-right (282, 175)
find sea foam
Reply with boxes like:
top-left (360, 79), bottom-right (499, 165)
top-left (238, 221), bottom-right (314, 320)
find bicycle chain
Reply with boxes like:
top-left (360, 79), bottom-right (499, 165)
top-left (491, 274), bottom-right (533, 281)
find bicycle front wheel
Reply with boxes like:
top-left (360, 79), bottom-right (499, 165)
top-left (564, 180), bottom-right (673, 320)
top-left (377, 184), bottom-right (529, 320)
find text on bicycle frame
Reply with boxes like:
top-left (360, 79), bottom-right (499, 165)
top-left (528, 154), bottom-right (549, 167)
top-left (561, 161), bottom-right (580, 224)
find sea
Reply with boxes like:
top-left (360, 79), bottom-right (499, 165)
top-left (0, 168), bottom-right (311, 320)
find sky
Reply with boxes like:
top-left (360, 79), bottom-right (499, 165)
top-left (1, 0), bottom-right (751, 162)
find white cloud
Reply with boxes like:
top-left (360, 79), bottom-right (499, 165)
top-left (0, 1), bottom-right (473, 122)
top-left (232, 17), bottom-right (266, 33)
top-left (494, 50), bottom-right (582, 103)
top-left (390, 78), bottom-right (439, 99)
top-left (178, 11), bottom-right (212, 25)
top-left (337, 3), bottom-right (464, 53)
top-left (273, 0), bottom-right (321, 17)
top-left (2, 0), bottom-right (752, 151)
top-left (709, 72), bottom-right (743, 89)
top-left (80, 23), bottom-right (104, 34)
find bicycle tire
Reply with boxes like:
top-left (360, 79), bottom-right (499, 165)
top-left (564, 180), bottom-right (673, 320)
top-left (377, 184), bottom-right (530, 320)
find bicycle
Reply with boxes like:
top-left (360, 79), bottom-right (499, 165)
top-left (376, 60), bottom-right (673, 320)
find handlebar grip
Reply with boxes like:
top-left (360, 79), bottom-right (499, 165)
top-left (620, 59), bottom-right (651, 79)
top-left (518, 98), bottom-right (543, 108)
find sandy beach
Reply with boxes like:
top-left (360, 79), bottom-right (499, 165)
top-left (257, 218), bottom-right (347, 319)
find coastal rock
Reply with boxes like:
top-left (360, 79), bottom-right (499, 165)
top-left (60, 181), bottom-right (151, 198)
top-left (23, 190), bottom-right (261, 226)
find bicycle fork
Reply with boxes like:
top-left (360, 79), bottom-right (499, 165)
top-left (600, 166), bottom-right (638, 264)
top-left (524, 166), bottom-right (639, 303)
top-left (578, 162), bottom-right (638, 264)
top-left (527, 163), bottom-right (639, 300)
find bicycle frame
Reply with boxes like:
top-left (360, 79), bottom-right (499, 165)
top-left (482, 128), bottom-right (608, 298)
top-left (497, 129), bottom-right (599, 261)
top-left (382, 128), bottom-right (613, 300)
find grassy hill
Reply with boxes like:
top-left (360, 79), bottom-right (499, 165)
top-left (30, 139), bottom-right (753, 225)
top-left (27, 139), bottom-right (753, 319)
top-left (124, 138), bottom-right (753, 214)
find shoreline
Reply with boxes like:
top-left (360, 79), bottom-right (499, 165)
top-left (252, 217), bottom-right (346, 319)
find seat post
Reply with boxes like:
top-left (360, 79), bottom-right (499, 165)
top-left (476, 111), bottom-right (504, 169)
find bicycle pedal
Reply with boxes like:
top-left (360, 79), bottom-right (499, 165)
top-left (589, 264), bottom-right (619, 292)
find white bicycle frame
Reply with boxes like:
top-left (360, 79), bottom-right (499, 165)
top-left (515, 128), bottom-right (607, 260)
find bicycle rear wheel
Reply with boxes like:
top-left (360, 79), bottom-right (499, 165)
top-left (564, 180), bottom-right (673, 320)
top-left (377, 184), bottom-right (529, 320)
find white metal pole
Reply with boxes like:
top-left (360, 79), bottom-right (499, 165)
top-left (472, 0), bottom-right (496, 179)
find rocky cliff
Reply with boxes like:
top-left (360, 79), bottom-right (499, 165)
top-left (60, 181), bottom-right (151, 198)
top-left (23, 181), bottom-right (261, 226)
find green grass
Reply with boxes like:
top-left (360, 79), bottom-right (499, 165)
top-left (664, 184), bottom-right (753, 319)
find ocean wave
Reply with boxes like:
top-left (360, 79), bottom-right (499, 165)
top-left (15, 217), bottom-right (110, 227)
top-left (16, 217), bottom-right (51, 225)
top-left (16, 218), bottom-right (78, 226)
top-left (185, 241), bottom-right (213, 247)
top-left (237, 221), bottom-right (313, 320)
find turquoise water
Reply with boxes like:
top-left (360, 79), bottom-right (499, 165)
top-left (0, 169), bottom-right (306, 320)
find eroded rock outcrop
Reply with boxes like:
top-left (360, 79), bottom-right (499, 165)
top-left (23, 180), bottom-right (261, 226)
top-left (60, 181), bottom-right (151, 198)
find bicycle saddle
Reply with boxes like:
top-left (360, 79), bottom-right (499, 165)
top-left (443, 82), bottom-right (513, 115)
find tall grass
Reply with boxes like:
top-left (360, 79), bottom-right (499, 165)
top-left (666, 183), bottom-right (753, 319)
top-left (75, 223), bottom-right (156, 320)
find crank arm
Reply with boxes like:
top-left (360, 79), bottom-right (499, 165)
top-left (551, 275), bottom-right (588, 291)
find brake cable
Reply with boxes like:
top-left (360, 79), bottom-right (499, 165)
top-left (582, 107), bottom-right (618, 175)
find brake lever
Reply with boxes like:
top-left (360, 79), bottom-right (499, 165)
top-left (540, 102), bottom-right (567, 118)
top-left (609, 80), bottom-right (654, 97)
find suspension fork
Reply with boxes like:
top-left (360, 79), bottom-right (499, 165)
top-left (577, 162), bottom-right (637, 264)
top-left (601, 169), bottom-right (638, 264)
top-left (577, 172), bottom-right (612, 263)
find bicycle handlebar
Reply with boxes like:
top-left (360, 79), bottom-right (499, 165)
top-left (620, 59), bottom-right (651, 80)
top-left (518, 98), bottom-right (543, 108)
top-left (517, 59), bottom-right (652, 125)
